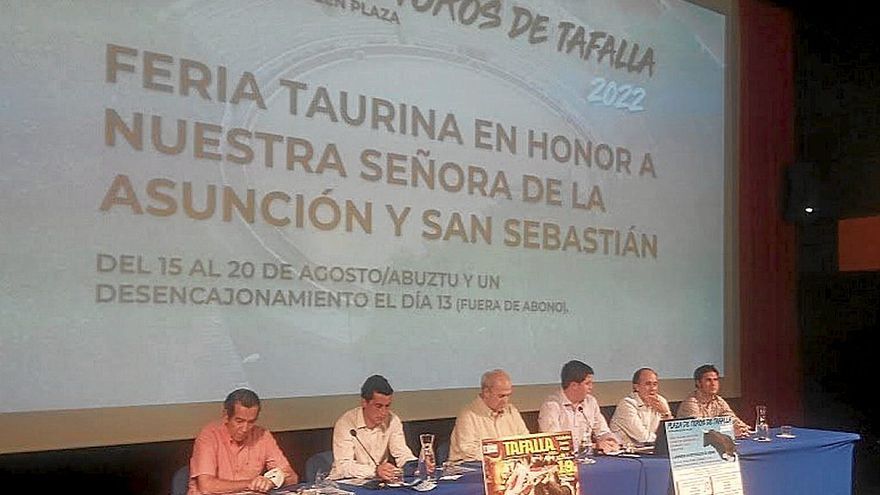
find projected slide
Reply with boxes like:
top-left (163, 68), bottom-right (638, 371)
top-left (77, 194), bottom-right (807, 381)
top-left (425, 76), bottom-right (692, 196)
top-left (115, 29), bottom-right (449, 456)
top-left (0, 0), bottom-right (727, 413)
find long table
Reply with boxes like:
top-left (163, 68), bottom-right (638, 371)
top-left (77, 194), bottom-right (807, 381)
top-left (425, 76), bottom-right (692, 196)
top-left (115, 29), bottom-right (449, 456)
top-left (334, 428), bottom-right (858, 495)
top-left (636, 427), bottom-right (859, 495)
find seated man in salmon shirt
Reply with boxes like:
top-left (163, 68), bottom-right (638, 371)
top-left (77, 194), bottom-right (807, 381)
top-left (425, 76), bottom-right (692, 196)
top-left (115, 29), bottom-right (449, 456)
top-left (188, 388), bottom-right (298, 494)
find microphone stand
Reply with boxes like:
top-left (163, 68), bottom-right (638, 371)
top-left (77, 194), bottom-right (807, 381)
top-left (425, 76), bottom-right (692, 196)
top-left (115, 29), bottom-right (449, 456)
top-left (350, 429), bottom-right (388, 489)
top-left (576, 406), bottom-right (596, 464)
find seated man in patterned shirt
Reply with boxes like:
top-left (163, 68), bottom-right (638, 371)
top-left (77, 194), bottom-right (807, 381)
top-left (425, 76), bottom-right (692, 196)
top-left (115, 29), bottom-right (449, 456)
top-left (676, 364), bottom-right (750, 437)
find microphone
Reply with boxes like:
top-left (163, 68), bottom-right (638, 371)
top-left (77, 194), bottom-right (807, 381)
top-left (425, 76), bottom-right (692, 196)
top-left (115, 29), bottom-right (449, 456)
top-left (350, 429), bottom-right (380, 468)
top-left (578, 405), bottom-right (594, 427)
top-left (577, 405), bottom-right (589, 423)
top-left (576, 406), bottom-right (592, 450)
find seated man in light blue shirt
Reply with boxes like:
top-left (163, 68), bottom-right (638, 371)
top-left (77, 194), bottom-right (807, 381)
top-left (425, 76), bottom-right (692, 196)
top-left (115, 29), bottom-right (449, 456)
top-left (538, 360), bottom-right (620, 453)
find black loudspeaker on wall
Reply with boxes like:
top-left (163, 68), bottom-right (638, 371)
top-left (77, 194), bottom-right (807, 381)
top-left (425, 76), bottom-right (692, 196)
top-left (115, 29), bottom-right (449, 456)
top-left (784, 162), bottom-right (838, 223)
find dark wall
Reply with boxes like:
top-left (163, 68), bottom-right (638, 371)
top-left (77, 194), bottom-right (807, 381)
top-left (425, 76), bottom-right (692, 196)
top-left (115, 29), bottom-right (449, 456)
top-left (798, 270), bottom-right (880, 493)
top-left (790, 3), bottom-right (880, 220)
top-left (783, 2), bottom-right (880, 493)
top-left (787, 0), bottom-right (880, 443)
top-left (801, 273), bottom-right (880, 431)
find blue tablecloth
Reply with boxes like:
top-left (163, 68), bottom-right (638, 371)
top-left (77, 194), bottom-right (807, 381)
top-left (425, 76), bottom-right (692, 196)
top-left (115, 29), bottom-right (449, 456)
top-left (579, 456), bottom-right (642, 495)
top-left (333, 428), bottom-right (858, 495)
top-left (638, 427), bottom-right (859, 495)
top-left (738, 427), bottom-right (858, 495)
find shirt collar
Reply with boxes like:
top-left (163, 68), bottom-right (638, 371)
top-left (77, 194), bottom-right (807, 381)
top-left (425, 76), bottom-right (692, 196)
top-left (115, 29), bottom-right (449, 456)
top-left (695, 390), bottom-right (718, 404)
top-left (558, 388), bottom-right (586, 409)
top-left (630, 391), bottom-right (652, 407)
top-left (219, 419), bottom-right (257, 447)
top-left (355, 407), bottom-right (368, 429)
top-left (475, 395), bottom-right (508, 418)
top-left (355, 407), bottom-right (389, 431)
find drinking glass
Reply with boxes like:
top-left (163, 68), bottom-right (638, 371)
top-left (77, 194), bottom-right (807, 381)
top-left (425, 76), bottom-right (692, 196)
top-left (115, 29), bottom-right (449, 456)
top-left (576, 428), bottom-right (596, 464)
top-left (389, 467), bottom-right (404, 484)
top-left (755, 405), bottom-right (770, 441)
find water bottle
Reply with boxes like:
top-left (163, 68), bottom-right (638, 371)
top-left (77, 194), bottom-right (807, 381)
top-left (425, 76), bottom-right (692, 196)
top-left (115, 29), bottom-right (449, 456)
top-left (418, 433), bottom-right (435, 482)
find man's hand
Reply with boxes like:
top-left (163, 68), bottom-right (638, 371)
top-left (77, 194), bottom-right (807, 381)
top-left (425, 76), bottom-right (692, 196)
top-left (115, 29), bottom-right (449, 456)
top-left (248, 475), bottom-right (276, 493)
top-left (596, 436), bottom-right (620, 453)
top-left (734, 422), bottom-right (751, 438)
top-left (376, 462), bottom-right (399, 482)
top-left (644, 396), bottom-right (671, 417)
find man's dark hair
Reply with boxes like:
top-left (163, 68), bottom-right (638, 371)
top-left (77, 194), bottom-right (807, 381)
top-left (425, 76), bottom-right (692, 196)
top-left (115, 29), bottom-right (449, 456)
top-left (632, 367), bottom-right (656, 384)
top-left (693, 364), bottom-right (719, 381)
top-left (224, 388), bottom-right (261, 417)
top-left (361, 374), bottom-right (393, 400)
top-left (561, 360), bottom-right (594, 388)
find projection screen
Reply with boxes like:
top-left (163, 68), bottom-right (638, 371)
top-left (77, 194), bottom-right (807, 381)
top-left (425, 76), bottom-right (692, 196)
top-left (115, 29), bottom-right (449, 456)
top-left (0, 0), bottom-right (738, 452)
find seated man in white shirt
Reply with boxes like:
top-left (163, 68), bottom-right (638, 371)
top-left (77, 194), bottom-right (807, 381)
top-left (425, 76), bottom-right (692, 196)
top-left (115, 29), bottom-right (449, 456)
top-left (610, 368), bottom-right (674, 444)
top-left (538, 360), bottom-right (620, 453)
top-left (328, 375), bottom-right (416, 481)
top-left (448, 369), bottom-right (530, 462)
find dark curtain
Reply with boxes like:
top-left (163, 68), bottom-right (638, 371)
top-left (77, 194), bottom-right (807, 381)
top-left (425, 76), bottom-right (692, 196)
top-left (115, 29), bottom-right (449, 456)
top-left (738, 0), bottom-right (802, 425)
